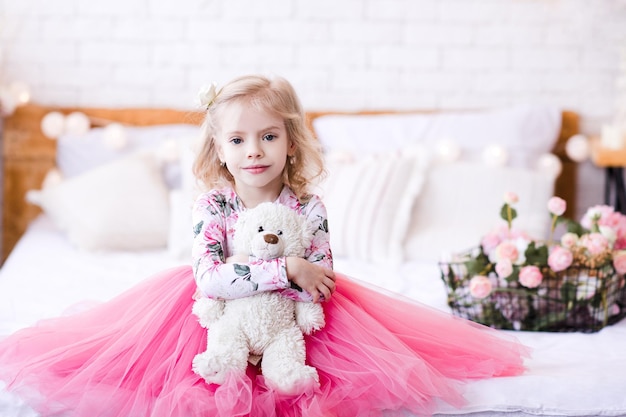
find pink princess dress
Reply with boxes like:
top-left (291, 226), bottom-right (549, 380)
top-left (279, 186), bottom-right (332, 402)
top-left (0, 186), bottom-right (530, 417)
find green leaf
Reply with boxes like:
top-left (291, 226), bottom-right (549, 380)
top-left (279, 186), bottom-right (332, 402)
top-left (560, 281), bottom-right (577, 303)
top-left (505, 267), bottom-right (520, 284)
top-left (563, 218), bottom-right (587, 236)
top-left (525, 241), bottom-right (548, 265)
top-left (193, 220), bottom-right (204, 237)
top-left (320, 218), bottom-right (329, 233)
top-left (499, 204), bottom-right (518, 223)
top-left (465, 252), bottom-right (492, 276)
top-left (233, 264), bottom-right (251, 276)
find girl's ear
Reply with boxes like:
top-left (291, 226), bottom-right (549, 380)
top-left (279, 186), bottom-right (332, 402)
top-left (287, 140), bottom-right (296, 157)
top-left (214, 138), bottom-right (225, 161)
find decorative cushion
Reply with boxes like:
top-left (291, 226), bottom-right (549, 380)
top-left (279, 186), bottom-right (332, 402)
top-left (28, 152), bottom-right (170, 251)
top-left (403, 162), bottom-right (555, 262)
top-left (317, 151), bottom-right (428, 264)
top-left (167, 189), bottom-right (195, 260)
top-left (166, 138), bottom-right (204, 260)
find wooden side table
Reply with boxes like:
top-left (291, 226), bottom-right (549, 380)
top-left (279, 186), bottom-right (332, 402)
top-left (590, 137), bottom-right (626, 213)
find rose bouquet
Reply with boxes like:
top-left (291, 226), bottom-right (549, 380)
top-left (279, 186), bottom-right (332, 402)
top-left (439, 193), bottom-right (626, 332)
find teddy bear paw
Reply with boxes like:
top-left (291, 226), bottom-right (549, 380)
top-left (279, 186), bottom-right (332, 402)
top-left (265, 364), bottom-right (320, 395)
top-left (295, 302), bottom-right (325, 335)
top-left (191, 352), bottom-right (228, 385)
top-left (191, 298), bottom-right (225, 329)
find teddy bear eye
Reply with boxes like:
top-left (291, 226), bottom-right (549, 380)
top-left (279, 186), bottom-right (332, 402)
top-left (277, 230), bottom-right (283, 236)
top-left (258, 226), bottom-right (264, 233)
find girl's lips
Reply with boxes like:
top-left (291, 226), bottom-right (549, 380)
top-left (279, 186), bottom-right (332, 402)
top-left (244, 165), bottom-right (269, 174)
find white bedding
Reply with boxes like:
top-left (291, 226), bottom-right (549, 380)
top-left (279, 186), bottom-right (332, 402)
top-left (1, 216), bottom-right (626, 417)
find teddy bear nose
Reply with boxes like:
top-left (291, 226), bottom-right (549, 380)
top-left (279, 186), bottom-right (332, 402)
top-left (264, 234), bottom-right (279, 245)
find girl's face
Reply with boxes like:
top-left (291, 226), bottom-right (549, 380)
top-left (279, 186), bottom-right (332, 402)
top-left (215, 101), bottom-right (295, 204)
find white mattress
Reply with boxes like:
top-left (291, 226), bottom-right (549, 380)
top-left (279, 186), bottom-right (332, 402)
top-left (1, 216), bottom-right (626, 417)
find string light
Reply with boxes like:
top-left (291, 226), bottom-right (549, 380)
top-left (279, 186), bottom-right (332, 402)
top-left (536, 153), bottom-right (563, 179)
top-left (0, 81), bottom-right (31, 115)
top-left (435, 139), bottom-right (461, 162)
top-left (565, 134), bottom-right (590, 162)
top-left (482, 144), bottom-right (509, 167)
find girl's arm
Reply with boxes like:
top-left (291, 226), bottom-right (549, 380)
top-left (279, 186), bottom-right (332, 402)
top-left (280, 196), bottom-right (336, 303)
top-left (191, 192), bottom-right (335, 302)
top-left (191, 192), bottom-right (291, 299)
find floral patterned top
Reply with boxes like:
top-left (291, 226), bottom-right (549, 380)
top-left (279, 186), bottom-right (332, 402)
top-left (191, 186), bottom-right (333, 302)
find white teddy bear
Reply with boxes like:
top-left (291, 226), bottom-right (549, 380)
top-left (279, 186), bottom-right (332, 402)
top-left (191, 202), bottom-right (326, 394)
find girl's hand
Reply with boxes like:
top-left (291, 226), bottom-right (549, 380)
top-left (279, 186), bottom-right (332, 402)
top-left (285, 257), bottom-right (336, 303)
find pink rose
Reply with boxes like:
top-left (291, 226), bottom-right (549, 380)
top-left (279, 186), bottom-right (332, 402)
top-left (599, 225), bottom-right (617, 246)
top-left (503, 192), bottom-right (519, 204)
top-left (580, 233), bottom-right (609, 255)
top-left (603, 212), bottom-right (626, 250)
top-left (547, 196), bottom-right (567, 216)
top-left (519, 265), bottom-right (543, 288)
top-left (613, 251), bottom-right (626, 274)
top-left (615, 236), bottom-right (626, 251)
top-left (481, 232), bottom-right (501, 254)
top-left (469, 275), bottom-right (492, 299)
top-left (600, 210), bottom-right (625, 229)
top-left (581, 205), bottom-right (615, 229)
top-left (548, 246), bottom-right (573, 272)
top-left (560, 232), bottom-right (579, 248)
top-left (494, 241), bottom-right (519, 262)
top-left (495, 259), bottom-right (513, 278)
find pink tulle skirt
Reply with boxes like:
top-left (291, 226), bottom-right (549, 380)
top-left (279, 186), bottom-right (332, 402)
top-left (0, 266), bottom-right (529, 417)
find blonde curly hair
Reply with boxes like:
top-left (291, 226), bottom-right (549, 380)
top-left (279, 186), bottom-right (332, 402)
top-left (193, 75), bottom-right (325, 201)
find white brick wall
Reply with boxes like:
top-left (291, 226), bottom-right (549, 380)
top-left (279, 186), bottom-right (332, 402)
top-left (1, 0), bottom-right (626, 211)
top-left (0, 0), bottom-right (623, 127)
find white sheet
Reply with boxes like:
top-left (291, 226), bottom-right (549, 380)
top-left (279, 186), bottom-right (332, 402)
top-left (1, 216), bottom-right (626, 417)
top-left (0, 216), bottom-right (184, 335)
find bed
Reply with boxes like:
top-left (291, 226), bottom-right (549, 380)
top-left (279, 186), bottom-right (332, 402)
top-left (2, 103), bottom-right (626, 417)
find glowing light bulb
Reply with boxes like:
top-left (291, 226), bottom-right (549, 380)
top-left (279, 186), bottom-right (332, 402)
top-left (565, 134), bottom-right (590, 162)
top-left (482, 144), bottom-right (509, 167)
top-left (103, 123), bottom-right (128, 150)
top-left (436, 139), bottom-right (461, 162)
top-left (40, 112), bottom-right (66, 139)
top-left (65, 112), bottom-right (91, 135)
top-left (536, 153), bottom-right (563, 179)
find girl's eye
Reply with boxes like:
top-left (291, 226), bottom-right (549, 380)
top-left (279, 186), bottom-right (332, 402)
top-left (230, 138), bottom-right (243, 145)
top-left (258, 226), bottom-right (264, 232)
top-left (263, 134), bottom-right (276, 141)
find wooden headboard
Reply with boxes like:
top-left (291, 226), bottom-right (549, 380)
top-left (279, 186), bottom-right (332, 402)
top-left (1, 104), bottom-right (580, 263)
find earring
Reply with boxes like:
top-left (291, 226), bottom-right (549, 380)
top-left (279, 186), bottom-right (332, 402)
top-left (289, 156), bottom-right (295, 165)
top-left (220, 161), bottom-right (226, 167)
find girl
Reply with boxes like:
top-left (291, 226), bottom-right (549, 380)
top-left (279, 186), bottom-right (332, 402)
top-left (0, 75), bottom-right (529, 417)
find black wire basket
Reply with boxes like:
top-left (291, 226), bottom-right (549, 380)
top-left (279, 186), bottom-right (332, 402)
top-left (439, 249), bottom-right (626, 333)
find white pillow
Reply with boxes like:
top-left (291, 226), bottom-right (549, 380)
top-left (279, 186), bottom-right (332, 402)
top-left (317, 151), bottom-right (428, 264)
top-left (28, 152), bottom-right (171, 251)
top-left (403, 162), bottom-right (555, 262)
top-left (167, 188), bottom-right (195, 261)
top-left (165, 138), bottom-right (204, 261)
top-left (312, 105), bottom-right (561, 169)
top-left (57, 124), bottom-right (202, 188)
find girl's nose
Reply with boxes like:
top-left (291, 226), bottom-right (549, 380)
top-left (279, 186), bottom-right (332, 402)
top-left (246, 141), bottom-right (263, 158)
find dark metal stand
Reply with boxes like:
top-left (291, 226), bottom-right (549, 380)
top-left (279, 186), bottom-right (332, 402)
top-left (604, 167), bottom-right (626, 214)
